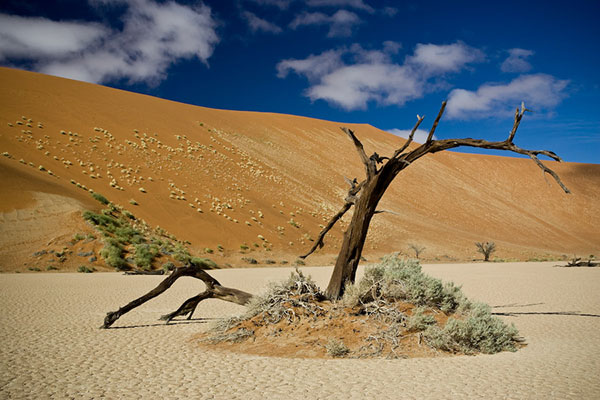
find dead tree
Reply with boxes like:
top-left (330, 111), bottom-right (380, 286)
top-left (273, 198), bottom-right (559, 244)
top-left (302, 101), bottom-right (570, 299)
top-left (103, 101), bottom-right (571, 327)
top-left (102, 261), bottom-right (253, 329)
top-left (475, 241), bottom-right (497, 262)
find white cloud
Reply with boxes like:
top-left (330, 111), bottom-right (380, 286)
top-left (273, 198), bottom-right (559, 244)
top-left (276, 41), bottom-right (484, 110)
top-left (0, 14), bottom-right (108, 60)
top-left (276, 49), bottom-right (344, 81)
top-left (501, 48), bottom-right (534, 73)
top-left (0, 0), bottom-right (219, 85)
top-left (407, 41), bottom-right (484, 74)
top-left (306, 0), bottom-right (374, 13)
top-left (306, 63), bottom-right (421, 109)
top-left (242, 11), bottom-right (282, 34)
top-left (289, 10), bottom-right (361, 37)
top-left (387, 128), bottom-right (432, 144)
top-left (446, 74), bottom-right (569, 119)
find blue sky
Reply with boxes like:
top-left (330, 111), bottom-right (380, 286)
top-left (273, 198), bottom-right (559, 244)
top-left (1, 0), bottom-right (598, 163)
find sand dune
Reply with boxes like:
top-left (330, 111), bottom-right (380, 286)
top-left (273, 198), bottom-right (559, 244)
top-left (1, 263), bottom-right (599, 399)
top-left (0, 66), bottom-right (599, 272)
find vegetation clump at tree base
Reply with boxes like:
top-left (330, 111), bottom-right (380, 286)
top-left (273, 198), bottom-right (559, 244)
top-left (202, 256), bottom-right (523, 359)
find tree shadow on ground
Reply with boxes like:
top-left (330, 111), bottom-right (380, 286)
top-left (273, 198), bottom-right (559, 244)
top-left (105, 317), bottom-right (216, 329)
top-left (493, 311), bottom-right (600, 318)
top-left (492, 303), bottom-right (600, 318)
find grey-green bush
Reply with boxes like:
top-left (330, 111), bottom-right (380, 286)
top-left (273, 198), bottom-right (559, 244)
top-left (424, 302), bottom-right (520, 354)
top-left (343, 256), bottom-right (469, 313)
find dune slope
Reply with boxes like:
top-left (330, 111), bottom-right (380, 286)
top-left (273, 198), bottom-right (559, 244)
top-left (1, 67), bottom-right (598, 270)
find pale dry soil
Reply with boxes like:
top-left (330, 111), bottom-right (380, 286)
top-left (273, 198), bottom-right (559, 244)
top-left (1, 262), bottom-right (599, 399)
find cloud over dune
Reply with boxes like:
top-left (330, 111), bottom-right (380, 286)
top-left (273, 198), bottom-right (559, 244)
top-left (277, 41), bottom-right (484, 110)
top-left (0, 0), bottom-right (219, 85)
top-left (446, 74), bottom-right (569, 119)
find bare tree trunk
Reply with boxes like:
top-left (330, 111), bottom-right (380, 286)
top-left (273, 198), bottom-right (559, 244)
top-left (307, 102), bottom-right (570, 300)
top-left (325, 180), bottom-right (385, 298)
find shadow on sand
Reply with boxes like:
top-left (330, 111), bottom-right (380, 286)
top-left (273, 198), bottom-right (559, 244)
top-left (105, 317), bottom-right (216, 330)
top-left (492, 303), bottom-right (600, 318)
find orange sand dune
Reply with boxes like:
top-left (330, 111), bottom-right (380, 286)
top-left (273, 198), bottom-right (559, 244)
top-left (1, 67), bottom-right (598, 270)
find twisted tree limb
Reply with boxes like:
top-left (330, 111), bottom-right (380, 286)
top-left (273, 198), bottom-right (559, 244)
top-left (102, 263), bottom-right (253, 329)
top-left (299, 179), bottom-right (365, 259)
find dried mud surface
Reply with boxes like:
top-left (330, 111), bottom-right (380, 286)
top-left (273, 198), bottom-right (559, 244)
top-left (1, 262), bottom-right (599, 399)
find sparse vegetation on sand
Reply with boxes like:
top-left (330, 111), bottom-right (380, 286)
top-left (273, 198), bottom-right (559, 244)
top-left (82, 193), bottom-right (211, 272)
top-left (204, 256), bottom-right (522, 358)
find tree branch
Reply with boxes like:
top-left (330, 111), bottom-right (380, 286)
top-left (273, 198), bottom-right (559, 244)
top-left (300, 179), bottom-right (365, 259)
top-left (392, 115), bottom-right (426, 158)
top-left (507, 107), bottom-right (522, 143)
top-left (425, 101), bottom-right (446, 144)
top-left (529, 154), bottom-right (571, 194)
top-left (342, 127), bottom-right (376, 178)
top-left (373, 209), bottom-right (402, 216)
top-left (102, 263), bottom-right (253, 328)
top-left (402, 138), bottom-right (570, 193)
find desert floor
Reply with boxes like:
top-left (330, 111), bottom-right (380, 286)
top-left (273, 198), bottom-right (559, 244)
top-left (1, 262), bottom-right (599, 399)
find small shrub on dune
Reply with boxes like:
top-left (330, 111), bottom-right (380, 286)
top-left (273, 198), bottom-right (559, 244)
top-left (325, 339), bottom-right (350, 358)
top-left (91, 192), bottom-right (110, 205)
top-left (134, 244), bottom-right (158, 269)
top-left (190, 257), bottom-right (217, 270)
top-left (100, 240), bottom-right (127, 270)
top-left (77, 265), bottom-right (95, 273)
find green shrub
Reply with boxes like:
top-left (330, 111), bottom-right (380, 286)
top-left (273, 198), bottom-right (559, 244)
top-left (46, 265), bottom-right (58, 271)
top-left (424, 303), bottom-right (519, 354)
top-left (162, 262), bottom-right (175, 272)
top-left (405, 307), bottom-right (437, 331)
top-left (83, 211), bottom-right (121, 232)
top-left (204, 248), bottom-right (214, 254)
top-left (343, 256), bottom-right (468, 313)
top-left (190, 257), bottom-right (217, 269)
top-left (91, 192), bottom-right (110, 205)
top-left (342, 255), bottom-right (519, 355)
top-left (173, 244), bottom-right (191, 263)
top-left (28, 267), bottom-right (41, 272)
top-left (73, 233), bottom-right (85, 241)
top-left (100, 241), bottom-right (127, 270)
top-left (77, 265), bottom-right (95, 273)
top-left (134, 244), bottom-right (158, 269)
